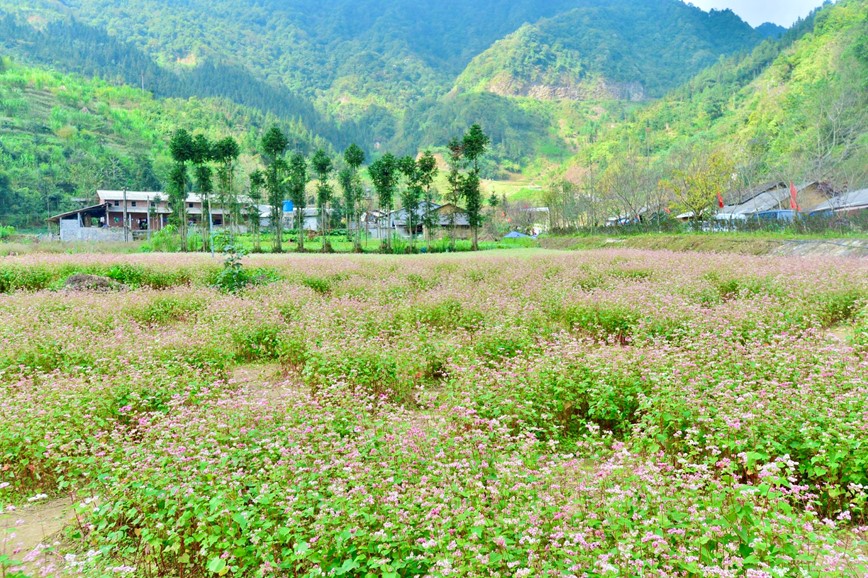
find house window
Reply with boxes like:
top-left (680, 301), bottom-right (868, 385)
top-left (131, 201), bottom-right (137, 207)
top-left (188, 203), bottom-right (193, 208)
top-left (113, 200), bottom-right (120, 207)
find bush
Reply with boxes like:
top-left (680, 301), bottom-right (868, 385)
top-left (144, 224), bottom-right (182, 252)
top-left (211, 245), bottom-right (252, 293)
top-left (127, 295), bottom-right (206, 325)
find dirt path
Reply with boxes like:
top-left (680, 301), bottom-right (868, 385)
top-left (1, 496), bottom-right (76, 573)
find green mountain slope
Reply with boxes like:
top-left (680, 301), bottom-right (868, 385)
top-left (0, 59), bottom-right (329, 227)
top-left (2, 0), bottom-right (769, 159)
top-left (0, 10), bottom-right (358, 149)
top-left (8, 0), bottom-right (765, 108)
top-left (561, 0), bottom-right (867, 206)
top-left (454, 0), bottom-right (760, 100)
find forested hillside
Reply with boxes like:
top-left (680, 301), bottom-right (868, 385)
top-left (2, 0), bottom-right (864, 230)
top-left (0, 59), bottom-right (330, 227)
top-left (542, 0), bottom-right (867, 227)
top-left (0, 12), bottom-right (363, 149)
top-left (454, 0), bottom-right (758, 99)
top-left (1, 0), bottom-right (769, 159)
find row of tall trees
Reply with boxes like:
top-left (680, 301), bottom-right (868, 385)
top-left (240, 123), bottom-right (490, 253)
top-left (168, 129), bottom-right (241, 250)
top-left (163, 123), bottom-right (491, 253)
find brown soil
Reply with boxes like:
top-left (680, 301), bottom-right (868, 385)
top-left (0, 497), bottom-right (75, 571)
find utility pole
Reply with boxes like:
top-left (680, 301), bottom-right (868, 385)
top-left (123, 188), bottom-right (128, 242)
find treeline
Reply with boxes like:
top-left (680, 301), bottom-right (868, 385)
top-left (164, 124), bottom-right (492, 253)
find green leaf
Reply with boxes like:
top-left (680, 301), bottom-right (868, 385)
top-left (336, 558), bottom-right (360, 575)
top-left (207, 557), bottom-right (226, 574)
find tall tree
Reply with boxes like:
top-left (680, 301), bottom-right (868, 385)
top-left (191, 134), bottom-right (214, 251)
top-left (311, 148), bottom-right (334, 253)
top-left (261, 126), bottom-right (289, 253)
top-left (248, 169), bottom-right (265, 253)
top-left (213, 136), bottom-right (241, 234)
top-left (287, 152), bottom-right (308, 252)
top-left (397, 155), bottom-right (424, 252)
top-left (368, 153), bottom-right (399, 253)
top-left (168, 128), bottom-right (194, 251)
top-left (416, 150), bottom-right (439, 251)
top-left (661, 150), bottom-right (735, 222)
top-left (342, 144), bottom-right (366, 252)
top-left (461, 124), bottom-right (490, 250)
top-left (445, 138), bottom-right (465, 251)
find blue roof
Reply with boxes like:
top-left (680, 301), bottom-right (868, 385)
top-left (503, 231), bottom-right (530, 238)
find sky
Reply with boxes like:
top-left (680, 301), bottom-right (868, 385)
top-left (684, 0), bottom-right (829, 27)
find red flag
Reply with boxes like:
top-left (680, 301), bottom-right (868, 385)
top-left (717, 192), bottom-right (724, 209)
top-left (789, 181), bottom-right (801, 212)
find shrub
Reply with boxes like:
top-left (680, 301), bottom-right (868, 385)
top-left (232, 323), bottom-right (287, 362)
top-left (127, 295), bottom-right (206, 325)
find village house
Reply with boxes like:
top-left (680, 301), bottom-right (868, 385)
top-left (713, 182), bottom-right (828, 221)
top-left (48, 190), bottom-right (263, 241)
top-left (809, 189), bottom-right (868, 216)
top-left (367, 203), bottom-right (471, 240)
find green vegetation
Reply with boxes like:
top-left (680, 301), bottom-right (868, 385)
top-left (539, 0), bottom-right (867, 227)
top-left (0, 60), bottom-right (328, 228)
top-left (0, 250), bottom-right (865, 575)
top-left (455, 0), bottom-right (759, 99)
top-left (1, 0), bottom-right (864, 236)
top-left (0, 0), bottom-right (772, 178)
top-left (539, 230), bottom-right (868, 256)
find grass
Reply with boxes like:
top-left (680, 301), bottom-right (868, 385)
top-left (540, 230), bottom-right (868, 255)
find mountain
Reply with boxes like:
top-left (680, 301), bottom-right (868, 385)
top-left (0, 11), bottom-right (358, 149)
top-left (0, 0), bottom-right (770, 157)
top-left (755, 22), bottom-right (787, 39)
top-left (5, 0), bottom-right (859, 230)
top-left (454, 1), bottom-right (760, 101)
top-left (556, 0), bottom-right (867, 207)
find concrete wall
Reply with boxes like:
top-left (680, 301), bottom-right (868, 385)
top-left (59, 219), bottom-right (126, 242)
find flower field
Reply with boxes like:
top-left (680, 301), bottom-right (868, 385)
top-left (0, 249), bottom-right (866, 577)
